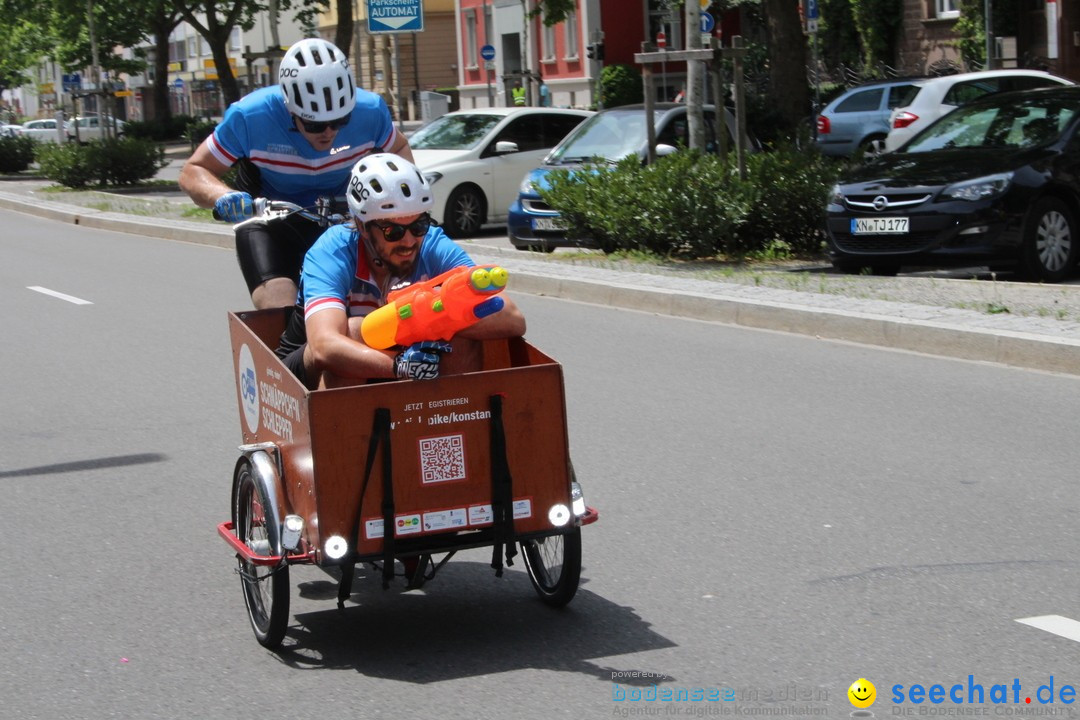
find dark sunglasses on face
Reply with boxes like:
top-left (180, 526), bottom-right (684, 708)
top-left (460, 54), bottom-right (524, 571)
top-left (298, 112), bottom-right (351, 134)
top-left (374, 214), bottom-right (433, 242)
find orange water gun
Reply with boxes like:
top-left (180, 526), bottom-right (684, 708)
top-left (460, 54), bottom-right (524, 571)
top-left (360, 265), bottom-right (509, 350)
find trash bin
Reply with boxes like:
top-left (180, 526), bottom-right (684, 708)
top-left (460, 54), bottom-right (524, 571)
top-left (420, 92), bottom-right (451, 123)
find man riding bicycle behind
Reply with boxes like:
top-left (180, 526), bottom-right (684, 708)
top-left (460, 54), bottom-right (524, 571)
top-left (275, 153), bottom-right (525, 390)
top-left (179, 38), bottom-right (413, 310)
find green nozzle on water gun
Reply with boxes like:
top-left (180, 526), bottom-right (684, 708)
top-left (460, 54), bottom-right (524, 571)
top-left (360, 264), bottom-right (509, 350)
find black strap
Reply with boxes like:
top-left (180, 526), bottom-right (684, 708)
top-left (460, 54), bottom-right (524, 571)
top-left (488, 394), bottom-right (517, 576)
top-left (338, 407), bottom-right (392, 607)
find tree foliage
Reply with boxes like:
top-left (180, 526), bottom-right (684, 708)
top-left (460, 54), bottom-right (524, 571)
top-left (850, 0), bottom-right (903, 72)
top-left (172, 0), bottom-right (261, 106)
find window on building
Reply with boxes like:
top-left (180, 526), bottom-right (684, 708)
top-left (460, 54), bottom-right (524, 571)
top-left (230, 27), bottom-right (241, 51)
top-left (936, 0), bottom-right (959, 19)
top-left (187, 37), bottom-right (197, 58)
top-left (465, 9), bottom-right (478, 67)
top-left (543, 15), bottom-right (556, 61)
top-left (564, 11), bottom-right (579, 58)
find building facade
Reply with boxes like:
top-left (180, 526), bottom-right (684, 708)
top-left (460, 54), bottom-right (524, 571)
top-left (897, 0), bottom-right (1080, 81)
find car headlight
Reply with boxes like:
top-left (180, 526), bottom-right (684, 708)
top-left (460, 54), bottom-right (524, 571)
top-left (519, 175), bottom-right (537, 194)
top-left (829, 183), bottom-right (843, 205)
top-left (423, 171), bottom-right (443, 185)
top-left (941, 172), bottom-right (1012, 202)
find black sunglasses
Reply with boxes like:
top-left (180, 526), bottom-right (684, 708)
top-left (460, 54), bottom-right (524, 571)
top-left (298, 112), bottom-right (351, 134)
top-left (373, 214), bottom-right (433, 242)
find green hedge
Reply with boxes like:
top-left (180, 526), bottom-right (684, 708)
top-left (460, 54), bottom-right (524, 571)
top-left (539, 146), bottom-right (841, 259)
top-left (0, 135), bottom-right (37, 173)
top-left (186, 119), bottom-right (217, 146)
top-left (123, 114), bottom-right (198, 141)
top-left (36, 137), bottom-right (167, 188)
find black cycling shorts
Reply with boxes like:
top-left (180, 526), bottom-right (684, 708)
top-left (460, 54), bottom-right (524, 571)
top-left (234, 214), bottom-right (325, 294)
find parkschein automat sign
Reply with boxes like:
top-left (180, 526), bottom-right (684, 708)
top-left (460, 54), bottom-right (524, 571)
top-left (367, 0), bottom-right (424, 33)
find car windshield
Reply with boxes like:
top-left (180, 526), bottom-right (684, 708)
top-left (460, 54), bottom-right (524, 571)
top-left (902, 94), bottom-right (1080, 153)
top-left (546, 110), bottom-right (660, 164)
top-left (409, 114), bottom-right (502, 150)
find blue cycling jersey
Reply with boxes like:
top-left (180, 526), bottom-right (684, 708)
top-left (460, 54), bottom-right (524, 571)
top-left (300, 224), bottom-right (473, 321)
top-left (206, 86), bottom-right (399, 207)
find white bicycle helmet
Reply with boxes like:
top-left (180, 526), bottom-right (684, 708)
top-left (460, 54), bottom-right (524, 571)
top-left (347, 153), bottom-right (434, 222)
top-left (279, 38), bottom-right (355, 122)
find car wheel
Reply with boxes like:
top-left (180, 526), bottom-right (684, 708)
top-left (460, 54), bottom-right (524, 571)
top-left (856, 136), bottom-right (887, 159)
top-left (1018, 197), bottom-right (1078, 283)
top-left (442, 186), bottom-right (485, 237)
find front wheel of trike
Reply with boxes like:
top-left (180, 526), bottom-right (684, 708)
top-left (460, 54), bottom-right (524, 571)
top-left (233, 459), bottom-right (290, 649)
top-left (521, 528), bottom-right (582, 607)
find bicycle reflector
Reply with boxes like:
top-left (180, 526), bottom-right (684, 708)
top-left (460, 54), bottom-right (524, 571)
top-left (548, 504), bottom-right (571, 527)
top-left (324, 535), bottom-right (348, 560)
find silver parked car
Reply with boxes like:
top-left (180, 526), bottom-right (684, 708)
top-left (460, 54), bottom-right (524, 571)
top-left (21, 118), bottom-right (73, 144)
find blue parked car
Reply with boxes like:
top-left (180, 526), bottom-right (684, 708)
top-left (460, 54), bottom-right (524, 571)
top-left (815, 78), bottom-right (920, 157)
top-left (508, 103), bottom-right (754, 252)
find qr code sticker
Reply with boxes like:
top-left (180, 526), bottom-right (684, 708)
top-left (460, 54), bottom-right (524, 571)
top-left (419, 434), bottom-right (466, 483)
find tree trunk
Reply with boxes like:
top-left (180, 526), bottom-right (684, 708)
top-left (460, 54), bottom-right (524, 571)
top-left (214, 39), bottom-right (242, 106)
top-left (153, 26), bottom-right (172, 121)
top-left (334, 0), bottom-right (354, 60)
top-left (761, 0), bottom-right (811, 131)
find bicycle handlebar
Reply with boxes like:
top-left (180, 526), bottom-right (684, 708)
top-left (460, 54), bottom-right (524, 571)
top-left (216, 197), bottom-right (347, 230)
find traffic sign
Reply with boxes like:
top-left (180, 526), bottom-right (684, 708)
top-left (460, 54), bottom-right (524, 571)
top-left (700, 12), bottom-right (716, 34)
top-left (480, 44), bottom-right (495, 61)
top-left (368, 0), bottom-right (423, 34)
top-left (806, 0), bottom-right (819, 19)
top-left (173, 77), bottom-right (184, 89)
top-left (656, 30), bottom-right (666, 49)
top-left (62, 73), bottom-right (82, 92)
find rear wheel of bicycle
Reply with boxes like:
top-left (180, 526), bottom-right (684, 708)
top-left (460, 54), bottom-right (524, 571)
top-left (233, 460), bottom-right (290, 649)
top-left (521, 528), bottom-right (582, 607)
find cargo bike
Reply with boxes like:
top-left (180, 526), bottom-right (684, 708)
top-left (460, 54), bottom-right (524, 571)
top-left (218, 307), bottom-right (599, 649)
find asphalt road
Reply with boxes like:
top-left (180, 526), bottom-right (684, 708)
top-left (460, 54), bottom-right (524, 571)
top-left (3, 210), bottom-right (1080, 719)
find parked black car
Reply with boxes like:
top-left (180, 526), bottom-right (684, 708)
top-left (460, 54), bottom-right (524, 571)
top-left (826, 85), bottom-right (1080, 282)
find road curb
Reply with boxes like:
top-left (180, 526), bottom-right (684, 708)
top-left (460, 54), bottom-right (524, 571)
top-left (4, 188), bottom-right (1079, 377)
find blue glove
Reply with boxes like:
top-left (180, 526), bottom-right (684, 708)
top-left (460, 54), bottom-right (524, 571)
top-left (394, 341), bottom-right (452, 381)
top-left (213, 191), bottom-right (254, 222)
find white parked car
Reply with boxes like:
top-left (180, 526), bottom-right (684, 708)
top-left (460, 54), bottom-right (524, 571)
top-left (72, 114), bottom-right (126, 142)
top-left (884, 69), bottom-right (1073, 151)
top-left (0, 124), bottom-right (24, 138)
top-left (21, 118), bottom-right (73, 143)
top-left (409, 107), bottom-right (593, 236)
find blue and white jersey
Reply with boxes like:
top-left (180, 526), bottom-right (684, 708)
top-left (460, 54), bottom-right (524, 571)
top-left (300, 224), bottom-right (473, 321)
top-left (205, 86), bottom-right (399, 207)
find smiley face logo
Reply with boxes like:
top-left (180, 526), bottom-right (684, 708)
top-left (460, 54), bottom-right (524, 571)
top-left (848, 678), bottom-right (876, 708)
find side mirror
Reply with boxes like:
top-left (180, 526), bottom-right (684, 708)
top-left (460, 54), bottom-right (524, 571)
top-left (655, 143), bottom-right (678, 157)
top-left (494, 140), bottom-right (519, 154)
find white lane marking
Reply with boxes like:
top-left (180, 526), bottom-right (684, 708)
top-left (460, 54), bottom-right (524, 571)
top-left (27, 286), bottom-right (93, 305)
top-left (1016, 615), bottom-right (1080, 642)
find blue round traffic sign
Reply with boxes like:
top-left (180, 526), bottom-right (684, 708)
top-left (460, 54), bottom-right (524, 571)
top-left (700, 11), bottom-right (716, 33)
top-left (480, 44), bottom-right (496, 61)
